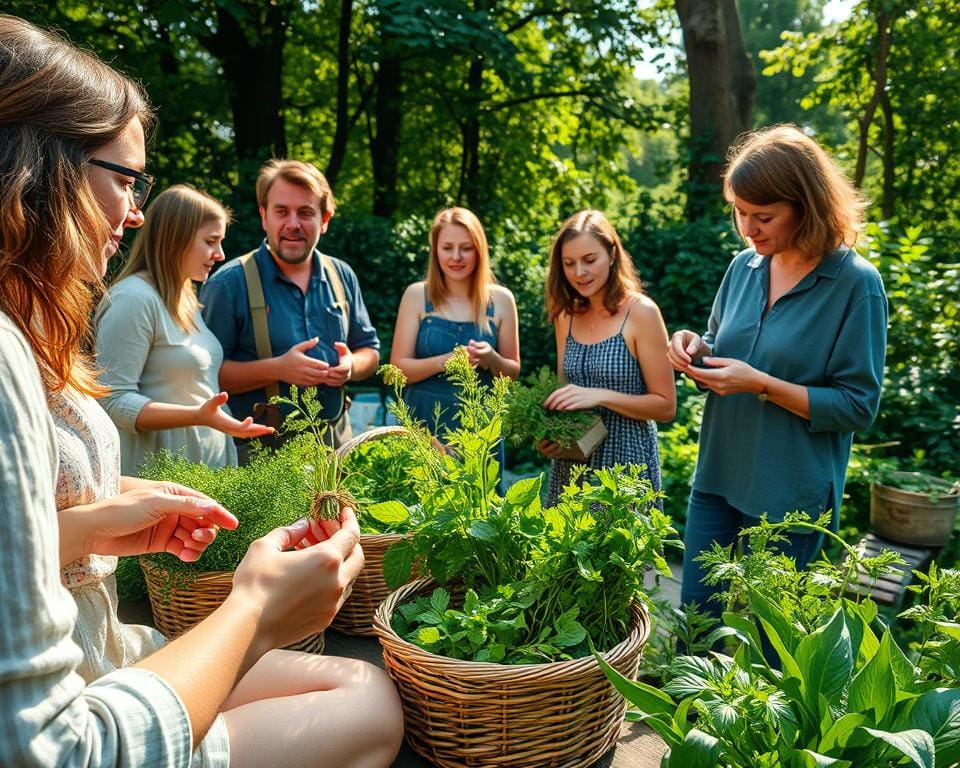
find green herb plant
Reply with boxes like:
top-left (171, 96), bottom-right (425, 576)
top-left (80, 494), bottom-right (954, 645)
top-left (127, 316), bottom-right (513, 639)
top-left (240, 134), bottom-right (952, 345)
top-left (140, 386), bottom-right (347, 583)
top-left (900, 564), bottom-right (960, 687)
top-left (502, 366), bottom-right (598, 449)
top-left (596, 514), bottom-right (960, 767)
top-left (381, 348), bottom-right (681, 663)
top-left (270, 385), bottom-right (354, 521)
top-left (872, 469), bottom-right (960, 501)
top-left (138, 442), bottom-right (313, 575)
top-left (340, 432), bottom-right (423, 534)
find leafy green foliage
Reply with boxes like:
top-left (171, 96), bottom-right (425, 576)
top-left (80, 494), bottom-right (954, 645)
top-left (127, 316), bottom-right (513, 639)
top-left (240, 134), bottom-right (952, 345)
top-left (379, 349), bottom-right (681, 661)
top-left (340, 433), bottom-right (423, 534)
top-left (901, 565), bottom-right (960, 688)
top-left (502, 367), bottom-right (597, 449)
top-left (597, 516), bottom-right (960, 766)
top-left (138, 442), bottom-right (314, 573)
top-left (655, 378), bottom-right (703, 536)
top-left (859, 223), bottom-right (960, 476)
top-left (115, 555), bottom-right (148, 603)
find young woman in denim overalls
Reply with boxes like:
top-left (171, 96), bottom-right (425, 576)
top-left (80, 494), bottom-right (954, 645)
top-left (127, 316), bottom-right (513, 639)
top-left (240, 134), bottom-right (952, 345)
top-left (390, 208), bottom-right (521, 476)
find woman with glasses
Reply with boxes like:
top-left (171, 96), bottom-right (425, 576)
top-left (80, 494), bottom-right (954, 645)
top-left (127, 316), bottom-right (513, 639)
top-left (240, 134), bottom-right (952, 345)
top-left (0, 14), bottom-right (402, 768)
top-left (95, 184), bottom-right (272, 476)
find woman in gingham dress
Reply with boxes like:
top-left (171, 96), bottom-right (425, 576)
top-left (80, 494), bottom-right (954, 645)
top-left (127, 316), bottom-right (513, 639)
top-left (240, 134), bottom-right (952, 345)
top-left (542, 210), bottom-right (676, 505)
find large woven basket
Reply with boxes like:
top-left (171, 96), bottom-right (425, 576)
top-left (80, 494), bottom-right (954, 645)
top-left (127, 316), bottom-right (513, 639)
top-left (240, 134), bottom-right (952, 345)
top-left (140, 558), bottom-right (324, 654)
top-left (332, 425), bottom-right (414, 635)
top-left (374, 578), bottom-right (650, 768)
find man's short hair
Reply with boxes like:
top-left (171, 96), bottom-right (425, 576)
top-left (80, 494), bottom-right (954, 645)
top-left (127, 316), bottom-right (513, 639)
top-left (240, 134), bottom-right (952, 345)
top-left (256, 159), bottom-right (335, 217)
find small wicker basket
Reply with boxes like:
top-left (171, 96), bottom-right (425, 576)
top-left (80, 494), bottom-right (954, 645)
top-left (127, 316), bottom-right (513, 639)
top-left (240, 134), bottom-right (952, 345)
top-left (374, 578), bottom-right (650, 768)
top-left (140, 558), bottom-right (324, 654)
top-left (332, 425), bottom-right (413, 635)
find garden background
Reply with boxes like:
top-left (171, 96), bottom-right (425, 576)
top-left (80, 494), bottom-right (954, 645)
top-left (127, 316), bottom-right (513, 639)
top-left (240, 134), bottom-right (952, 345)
top-left (12, 0), bottom-right (957, 549)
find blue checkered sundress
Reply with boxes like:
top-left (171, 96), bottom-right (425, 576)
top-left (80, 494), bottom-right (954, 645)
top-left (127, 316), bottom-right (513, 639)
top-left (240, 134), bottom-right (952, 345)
top-left (547, 300), bottom-right (662, 506)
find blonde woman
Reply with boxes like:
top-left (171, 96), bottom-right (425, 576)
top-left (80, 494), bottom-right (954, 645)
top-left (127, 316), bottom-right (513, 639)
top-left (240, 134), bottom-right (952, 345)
top-left (391, 207), bottom-right (520, 439)
top-left (95, 184), bottom-right (272, 474)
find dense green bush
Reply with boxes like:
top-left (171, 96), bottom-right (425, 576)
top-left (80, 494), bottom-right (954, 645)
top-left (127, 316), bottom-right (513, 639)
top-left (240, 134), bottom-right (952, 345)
top-left (622, 215), bottom-right (739, 333)
top-left (859, 222), bottom-right (960, 476)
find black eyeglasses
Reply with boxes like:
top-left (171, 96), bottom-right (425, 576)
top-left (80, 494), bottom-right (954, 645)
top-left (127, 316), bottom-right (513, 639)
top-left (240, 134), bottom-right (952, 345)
top-left (87, 158), bottom-right (156, 209)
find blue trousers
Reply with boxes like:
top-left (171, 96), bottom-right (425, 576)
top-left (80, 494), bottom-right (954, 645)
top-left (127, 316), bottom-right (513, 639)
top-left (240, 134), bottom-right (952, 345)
top-left (680, 489), bottom-right (825, 614)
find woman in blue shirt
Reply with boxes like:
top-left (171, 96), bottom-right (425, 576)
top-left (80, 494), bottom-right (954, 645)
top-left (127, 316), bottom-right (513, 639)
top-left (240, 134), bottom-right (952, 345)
top-left (667, 125), bottom-right (888, 611)
top-left (391, 207), bottom-right (521, 446)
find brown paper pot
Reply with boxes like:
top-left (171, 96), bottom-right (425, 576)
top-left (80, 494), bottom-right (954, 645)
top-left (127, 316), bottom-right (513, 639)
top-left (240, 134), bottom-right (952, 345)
top-left (540, 415), bottom-right (608, 462)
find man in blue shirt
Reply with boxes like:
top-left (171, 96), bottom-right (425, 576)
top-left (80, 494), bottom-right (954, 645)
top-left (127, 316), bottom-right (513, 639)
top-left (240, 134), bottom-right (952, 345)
top-left (201, 160), bottom-right (380, 451)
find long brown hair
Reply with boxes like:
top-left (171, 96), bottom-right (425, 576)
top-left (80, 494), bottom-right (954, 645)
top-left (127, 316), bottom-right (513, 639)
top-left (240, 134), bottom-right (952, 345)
top-left (723, 124), bottom-right (867, 259)
top-left (426, 207), bottom-right (494, 326)
top-left (0, 15), bottom-right (154, 395)
top-left (114, 185), bottom-right (230, 332)
top-left (546, 209), bottom-right (642, 322)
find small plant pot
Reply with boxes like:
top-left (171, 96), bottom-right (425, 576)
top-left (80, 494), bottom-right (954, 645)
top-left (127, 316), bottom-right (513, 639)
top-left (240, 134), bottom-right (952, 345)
top-left (539, 415), bottom-right (608, 462)
top-left (374, 578), bottom-right (650, 768)
top-left (870, 472), bottom-right (960, 547)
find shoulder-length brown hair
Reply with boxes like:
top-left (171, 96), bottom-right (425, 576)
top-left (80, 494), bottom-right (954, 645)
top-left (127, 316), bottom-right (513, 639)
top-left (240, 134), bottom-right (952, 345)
top-left (723, 124), bottom-right (868, 259)
top-left (0, 15), bottom-right (154, 396)
top-left (546, 209), bottom-right (642, 322)
top-left (114, 185), bottom-right (230, 333)
top-left (426, 207), bottom-right (494, 326)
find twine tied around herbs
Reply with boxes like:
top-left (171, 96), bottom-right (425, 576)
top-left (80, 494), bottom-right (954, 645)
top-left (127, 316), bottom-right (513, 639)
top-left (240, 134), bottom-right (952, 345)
top-left (310, 488), bottom-right (358, 522)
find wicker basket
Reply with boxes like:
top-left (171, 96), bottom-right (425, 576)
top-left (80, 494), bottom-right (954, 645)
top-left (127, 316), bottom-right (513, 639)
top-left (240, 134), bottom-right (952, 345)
top-left (374, 578), bottom-right (651, 768)
top-left (332, 425), bottom-right (414, 635)
top-left (140, 558), bottom-right (324, 654)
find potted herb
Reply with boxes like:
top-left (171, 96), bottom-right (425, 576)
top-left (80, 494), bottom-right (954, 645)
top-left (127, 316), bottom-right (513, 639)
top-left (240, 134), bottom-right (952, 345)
top-left (597, 514), bottom-right (960, 767)
top-left (503, 366), bottom-right (607, 462)
top-left (373, 349), bottom-right (680, 768)
top-left (871, 469), bottom-right (959, 547)
top-left (139, 387), bottom-right (346, 652)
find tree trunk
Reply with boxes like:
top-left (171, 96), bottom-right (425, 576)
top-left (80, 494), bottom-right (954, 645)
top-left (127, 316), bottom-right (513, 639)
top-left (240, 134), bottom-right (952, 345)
top-left (459, 56), bottom-right (485, 209)
top-left (201, 2), bottom-right (288, 167)
top-left (325, 0), bottom-right (354, 187)
top-left (371, 32), bottom-right (403, 219)
top-left (675, 0), bottom-right (756, 220)
top-left (853, 8), bottom-right (892, 189)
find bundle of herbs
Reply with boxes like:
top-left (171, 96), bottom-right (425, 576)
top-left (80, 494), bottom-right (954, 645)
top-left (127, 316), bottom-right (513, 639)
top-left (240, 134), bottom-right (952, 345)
top-left (380, 348), bottom-right (680, 663)
top-left (502, 366), bottom-right (598, 450)
top-left (140, 387), bottom-right (349, 578)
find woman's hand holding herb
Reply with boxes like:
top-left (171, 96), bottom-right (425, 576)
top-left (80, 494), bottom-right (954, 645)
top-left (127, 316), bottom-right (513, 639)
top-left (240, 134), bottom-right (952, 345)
top-left (544, 383), bottom-right (602, 411)
top-left (231, 507), bottom-right (364, 650)
top-left (199, 391), bottom-right (275, 438)
top-left (59, 482), bottom-right (239, 566)
top-left (666, 329), bottom-right (708, 370)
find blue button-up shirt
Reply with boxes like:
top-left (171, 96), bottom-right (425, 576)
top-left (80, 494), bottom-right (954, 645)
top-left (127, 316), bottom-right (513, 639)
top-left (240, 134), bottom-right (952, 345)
top-left (200, 241), bottom-right (380, 423)
top-left (693, 246), bottom-right (888, 526)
